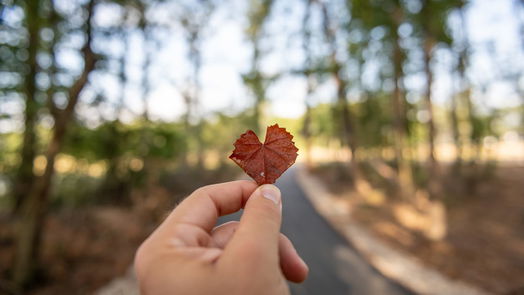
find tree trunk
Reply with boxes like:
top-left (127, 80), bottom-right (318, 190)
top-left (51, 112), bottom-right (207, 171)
top-left (301, 0), bottom-right (314, 170)
top-left (320, 0), bottom-right (359, 181)
top-left (180, 91), bottom-right (191, 167)
top-left (453, 5), bottom-right (468, 165)
top-left (302, 102), bottom-right (313, 169)
top-left (334, 71), bottom-right (359, 178)
top-left (190, 33), bottom-right (204, 169)
top-left (464, 88), bottom-right (477, 163)
top-left (251, 46), bottom-right (265, 134)
top-left (137, 19), bottom-right (155, 198)
top-left (13, 0), bottom-right (97, 286)
top-left (392, 20), bottom-right (415, 198)
top-left (245, 0), bottom-right (273, 134)
top-left (423, 38), bottom-right (437, 165)
top-left (423, 37), bottom-right (441, 198)
top-left (12, 0), bottom-right (41, 214)
top-left (450, 91), bottom-right (462, 168)
top-left (455, 4), bottom-right (478, 165)
top-left (14, 119), bottom-right (65, 286)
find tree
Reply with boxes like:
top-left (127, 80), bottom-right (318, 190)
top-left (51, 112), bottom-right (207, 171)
top-left (454, 1), bottom-right (481, 164)
top-left (348, 0), bottom-right (415, 197)
top-left (411, 0), bottom-right (460, 197)
top-left (243, 0), bottom-right (275, 133)
top-left (390, 3), bottom-right (415, 198)
top-left (98, 6), bottom-right (132, 201)
top-left (135, 0), bottom-right (157, 195)
top-left (319, 0), bottom-right (360, 180)
top-left (11, 0), bottom-right (41, 214)
top-left (450, 0), bottom-right (470, 167)
top-left (13, 0), bottom-right (98, 287)
top-left (300, 0), bottom-right (315, 169)
top-left (178, 0), bottom-right (215, 169)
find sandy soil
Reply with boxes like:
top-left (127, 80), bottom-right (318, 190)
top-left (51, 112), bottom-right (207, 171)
top-left (312, 163), bottom-right (524, 295)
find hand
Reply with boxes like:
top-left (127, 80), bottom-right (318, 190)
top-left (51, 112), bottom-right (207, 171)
top-left (134, 180), bottom-right (309, 295)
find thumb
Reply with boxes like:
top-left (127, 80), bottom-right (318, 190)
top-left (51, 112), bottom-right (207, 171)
top-left (222, 184), bottom-right (282, 265)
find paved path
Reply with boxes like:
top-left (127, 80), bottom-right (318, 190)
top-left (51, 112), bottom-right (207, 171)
top-left (220, 168), bottom-right (413, 295)
top-left (99, 168), bottom-right (414, 295)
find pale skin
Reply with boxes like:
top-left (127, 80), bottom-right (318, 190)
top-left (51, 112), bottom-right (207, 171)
top-left (134, 180), bottom-right (309, 295)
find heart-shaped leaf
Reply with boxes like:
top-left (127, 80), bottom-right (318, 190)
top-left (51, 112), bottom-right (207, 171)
top-left (229, 124), bottom-right (299, 185)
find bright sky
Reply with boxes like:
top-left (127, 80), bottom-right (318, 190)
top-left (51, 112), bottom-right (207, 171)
top-left (113, 0), bottom-right (519, 122)
top-left (1, 0), bottom-right (523, 132)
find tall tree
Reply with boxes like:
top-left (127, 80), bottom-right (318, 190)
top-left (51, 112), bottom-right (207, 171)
top-left (319, 0), bottom-right (360, 180)
top-left (450, 0), bottom-right (470, 167)
top-left (508, 0), bottom-right (524, 143)
top-left (391, 7), bottom-right (415, 198)
top-left (99, 6), bottom-right (132, 202)
top-left (178, 0), bottom-right (215, 169)
top-left (300, 0), bottom-right (315, 169)
top-left (418, 0), bottom-right (437, 166)
top-left (349, 0), bottom-right (415, 197)
top-left (243, 0), bottom-right (274, 133)
top-left (412, 0), bottom-right (458, 197)
top-left (455, 1), bottom-right (480, 163)
top-left (136, 0), bottom-right (156, 195)
top-left (11, 0), bottom-right (41, 213)
top-left (13, 0), bottom-right (98, 287)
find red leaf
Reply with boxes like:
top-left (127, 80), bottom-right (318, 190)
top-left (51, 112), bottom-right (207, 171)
top-left (229, 124), bottom-right (299, 185)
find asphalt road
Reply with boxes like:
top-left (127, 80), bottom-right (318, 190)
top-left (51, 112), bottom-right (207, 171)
top-left (219, 168), bottom-right (414, 295)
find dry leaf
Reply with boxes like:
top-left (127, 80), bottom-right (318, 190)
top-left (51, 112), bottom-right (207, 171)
top-left (229, 124), bottom-right (298, 185)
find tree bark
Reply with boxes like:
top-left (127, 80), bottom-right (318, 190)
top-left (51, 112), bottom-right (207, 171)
top-left (452, 4), bottom-right (469, 165)
top-left (245, 0), bottom-right (274, 133)
top-left (453, 4), bottom-right (480, 165)
top-left (12, 0), bottom-right (41, 214)
top-left (423, 37), bottom-right (442, 199)
top-left (391, 8), bottom-right (415, 198)
top-left (450, 90), bottom-right (462, 166)
top-left (188, 29), bottom-right (204, 169)
top-left (13, 0), bottom-right (97, 287)
top-left (138, 19), bottom-right (154, 196)
top-left (301, 0), bottom-right (314, 169)
top-left (320, 0), bottom-right (359, 180)
top-left (423, 38), bottom-right (437, 165)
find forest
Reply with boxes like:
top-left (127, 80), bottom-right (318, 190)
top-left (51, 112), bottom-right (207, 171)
top-left (0, 0), bottom-right (523, 294)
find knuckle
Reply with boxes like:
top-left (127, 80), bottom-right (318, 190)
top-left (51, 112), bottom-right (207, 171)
top-left (192, 186), bottom-right (209, 197)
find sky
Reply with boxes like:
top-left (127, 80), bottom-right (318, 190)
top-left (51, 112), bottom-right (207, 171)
top-left (111, 0), bottom-right (520, 122)
top-left (1, 0), bottom-right (523, 132)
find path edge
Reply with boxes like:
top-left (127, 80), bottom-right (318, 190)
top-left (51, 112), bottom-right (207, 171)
top-left (295, 165), bottom-right (492, 295)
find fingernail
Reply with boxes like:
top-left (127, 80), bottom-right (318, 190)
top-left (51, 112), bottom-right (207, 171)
top-left (260, 184), bottom-right (281, 206)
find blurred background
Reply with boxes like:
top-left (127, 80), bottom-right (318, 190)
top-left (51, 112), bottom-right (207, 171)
top-left (0, 0), bottom-right (523, 294)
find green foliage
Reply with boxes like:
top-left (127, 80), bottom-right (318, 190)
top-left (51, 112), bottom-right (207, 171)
top-left (356, 93), bottom-right (393, 148)
top-left (50, 172), bottom-right (102, 208)
top-left (63, 120), bottom-right (186, 163)
top-left (410, 0), bottom-right (464, 47)
top-left (246, 0), bottom-right (274, 40)
top-left (201, 112), bottom-right (252, 157)
top-left (305, 103), bottom-right (339, 146)
top-left (0, 132), bottom-right (22, 172)
top-left (139, 122), bottom-right (187, 159)
top-left (470, 111), bottom-right (500, 144)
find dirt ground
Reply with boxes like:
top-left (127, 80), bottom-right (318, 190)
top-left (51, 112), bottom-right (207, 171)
top-left (312, 162), bottom-right (524, 295)
top-left (0, 206), bottom-right (155, 294)
top-left (0, 166), bottom-right (239, 294)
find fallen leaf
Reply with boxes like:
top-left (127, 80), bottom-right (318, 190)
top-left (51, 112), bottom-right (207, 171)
top-left (229, 124), bottom-right (298, 185)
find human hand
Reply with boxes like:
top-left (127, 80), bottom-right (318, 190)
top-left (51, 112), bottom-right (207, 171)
top-left (134, 180), bottom-right (309, 295)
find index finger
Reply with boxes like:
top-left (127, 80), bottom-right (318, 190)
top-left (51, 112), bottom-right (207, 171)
top-left (159, 180), bottom-right (258, 234)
